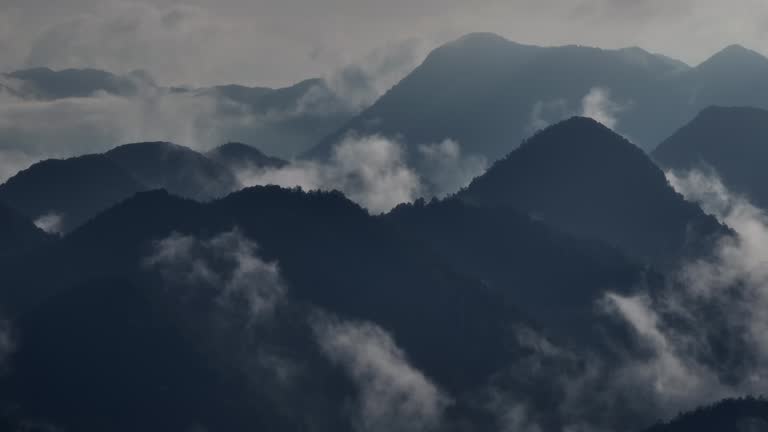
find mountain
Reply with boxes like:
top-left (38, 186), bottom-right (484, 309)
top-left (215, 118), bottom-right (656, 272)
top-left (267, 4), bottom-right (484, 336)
top-left (105, 141), bottom-right (240, 201)
top-left (642, 397), bottom-right (768, 432)
top-left (0, 201), bottom-right (53, 256)
top-left (653, 106), bottom-right (768, 209)
top-left (206, 142), bottom-right (288, 174)
top-left (0, 185), bottom-right (557, 430)
top-left (4, 67), bottom-right (145, 99)
top-left (304, 33), bottom-right (691, 161)
top-left (0, 154), bottom-right (147, 233)
top-left (457, 117), bottom-right (726, 268)
top-left (305, 34), bottom-right (768, 162)
top-left (383, 197), bottom-right (649, 343)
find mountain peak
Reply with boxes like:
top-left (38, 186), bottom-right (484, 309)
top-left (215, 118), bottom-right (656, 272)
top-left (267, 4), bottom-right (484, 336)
top-left (719, 43), bottom-right (756, 55)
top-left (459, 117), bottom-right (725, 267)
top-left (697, 44), bottom-right (768, 70)
top-left (518, 116), bottom-right (633, 154)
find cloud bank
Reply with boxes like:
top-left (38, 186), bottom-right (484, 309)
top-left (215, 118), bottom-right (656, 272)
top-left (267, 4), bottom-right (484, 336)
top-left (237, 136), bottom-right (486, 213)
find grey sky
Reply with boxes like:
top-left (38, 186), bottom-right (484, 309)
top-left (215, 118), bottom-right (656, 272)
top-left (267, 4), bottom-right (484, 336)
top-left (1, 0), bottom-right (767, 87)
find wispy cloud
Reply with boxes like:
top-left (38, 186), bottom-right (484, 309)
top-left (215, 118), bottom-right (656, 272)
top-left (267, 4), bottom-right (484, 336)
top-left (145, 229), bottom-right (285, 321)
top-left (312, 314), bottom-right (450, 432)
top-left (33, 213), bottom-right (64, 235)
top-left (580, 87), bottom-right (624, 129)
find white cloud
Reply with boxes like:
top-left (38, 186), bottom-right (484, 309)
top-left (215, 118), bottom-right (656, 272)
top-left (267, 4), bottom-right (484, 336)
top-left (33, 213), bottom-right (64, 234)
top-left (239, 135), bottom-right (485, 213)
top-left (145, 229), bottom-right (285, 320)
top-left (580, 87), bottom-right (623, 129)
top-left (312, 316), bottom-right (450, 432)
top-left (417, 139), bottom-right (487, 197)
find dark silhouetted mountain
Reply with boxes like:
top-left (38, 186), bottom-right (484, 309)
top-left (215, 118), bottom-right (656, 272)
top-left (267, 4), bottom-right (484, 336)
top-left (0, 186), bottom-right (527, 397)
top-left (383, 197), bottom-right (651, 343)
top-left (458, 117), bottom-right (726, 268)
top-left (653, 106), bottom-right (768, 209)
top-left (0, 201), bottom-right (53, 256)
top-left (0, 154), bottom-right (147, 233)
top-left (305, 34), bottom-right (768, 162)
top-left (206, 142), bottom-right (288, 173)
top-left (105, 141), bottom-right (240, 201)
top-left (4, 67), bottom-right (145, 99)
top-left (642, 397), bottom-right (768, 432)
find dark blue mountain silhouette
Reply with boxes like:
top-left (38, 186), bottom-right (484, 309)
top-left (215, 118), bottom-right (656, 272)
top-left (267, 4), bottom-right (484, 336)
top-left (458, 117), bottom-right (726, 268)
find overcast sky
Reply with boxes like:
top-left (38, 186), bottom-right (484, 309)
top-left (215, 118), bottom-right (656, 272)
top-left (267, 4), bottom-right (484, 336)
top-left (1, 0), bottom-right (768, 87)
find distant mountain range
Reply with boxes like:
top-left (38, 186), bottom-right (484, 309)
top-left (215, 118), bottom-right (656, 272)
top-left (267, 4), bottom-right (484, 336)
top-left (654, 106), bottom-right (768, 210)
top-left (7, 36), bottom-right (768, 165)
top-left (305, 33), bottom-right (768, 164)
top-left (0, 68), bottom-right (358, 158)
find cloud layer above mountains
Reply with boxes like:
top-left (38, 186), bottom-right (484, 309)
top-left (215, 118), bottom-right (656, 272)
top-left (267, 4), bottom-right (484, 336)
top-left (2, 0), bottom-right (768, 88)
